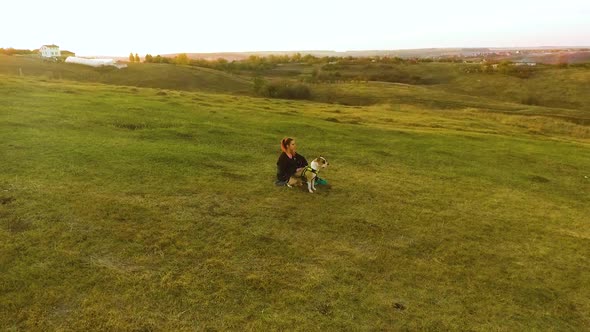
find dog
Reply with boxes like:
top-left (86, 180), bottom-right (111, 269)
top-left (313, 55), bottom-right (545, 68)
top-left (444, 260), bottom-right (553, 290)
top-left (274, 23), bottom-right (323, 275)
top-left (287, 156), bottom-right (329, 193)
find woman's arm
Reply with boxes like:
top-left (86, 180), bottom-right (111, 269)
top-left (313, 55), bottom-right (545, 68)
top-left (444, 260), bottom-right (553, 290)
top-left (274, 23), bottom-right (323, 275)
top-left (296, 154), bottom-right (308, 168)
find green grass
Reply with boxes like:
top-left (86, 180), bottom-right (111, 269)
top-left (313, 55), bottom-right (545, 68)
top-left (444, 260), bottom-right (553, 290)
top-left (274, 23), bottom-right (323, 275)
top-left (1, 74), bottom-right (589, 330)
top-left (310, 81), bottom-right (590, 128)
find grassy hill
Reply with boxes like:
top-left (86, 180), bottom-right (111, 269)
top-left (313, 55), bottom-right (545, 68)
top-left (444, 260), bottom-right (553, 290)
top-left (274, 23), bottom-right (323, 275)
top-left (441, 66), bottom-right (590, 111)
top-left (4, 55), bottom-right (589, 114)
top-left (1, 75), bottom-right (589, 330)
top-left (0, 55), bottom-right (252, 94)
top-left (310, 81), bottom-right (590, 127)
top-left (258, 62), bottom-right (590, 112)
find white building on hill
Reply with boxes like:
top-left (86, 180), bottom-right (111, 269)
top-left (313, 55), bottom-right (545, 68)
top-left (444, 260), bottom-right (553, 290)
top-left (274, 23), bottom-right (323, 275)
top-left (65, 56), bottom-right (127, 69)
top-left (40, 44), bottom-right (60, 58)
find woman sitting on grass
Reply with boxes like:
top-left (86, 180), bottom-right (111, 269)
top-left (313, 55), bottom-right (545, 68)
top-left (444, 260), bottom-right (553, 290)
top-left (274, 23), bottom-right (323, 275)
top-left (275, 137), bottom-right (308, 186)
top-left (275, 137), bottom-right (327, 187)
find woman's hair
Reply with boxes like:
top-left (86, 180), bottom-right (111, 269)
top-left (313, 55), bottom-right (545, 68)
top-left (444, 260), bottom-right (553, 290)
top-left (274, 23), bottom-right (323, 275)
top-left (281, 137), bottom-right (294, 154)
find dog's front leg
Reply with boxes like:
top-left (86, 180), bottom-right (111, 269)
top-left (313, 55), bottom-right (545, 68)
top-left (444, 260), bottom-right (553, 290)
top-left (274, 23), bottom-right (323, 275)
top-left (307, 179), bottom-right (314, 193)
top-left (311, 177), bottom-right (317, 191)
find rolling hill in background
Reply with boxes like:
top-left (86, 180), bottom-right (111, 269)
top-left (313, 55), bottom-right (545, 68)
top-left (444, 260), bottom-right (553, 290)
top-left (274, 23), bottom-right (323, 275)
top-left (0, 55), bottom-right (252, 94)
top-left (159, 47), bottom-right (590, 63)
top-left (59, 46), bottom-right (590, 65)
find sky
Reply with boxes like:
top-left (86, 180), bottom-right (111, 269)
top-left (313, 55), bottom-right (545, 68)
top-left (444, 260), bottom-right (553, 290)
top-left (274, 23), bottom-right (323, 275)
top-left (1, 0), bottom-right (589, 56)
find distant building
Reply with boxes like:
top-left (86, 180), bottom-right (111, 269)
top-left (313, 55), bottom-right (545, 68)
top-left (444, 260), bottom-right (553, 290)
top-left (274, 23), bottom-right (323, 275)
top-left (65, 56), bottom-right (126, 69)
top-left (40, 44), bottom-right (60, 58)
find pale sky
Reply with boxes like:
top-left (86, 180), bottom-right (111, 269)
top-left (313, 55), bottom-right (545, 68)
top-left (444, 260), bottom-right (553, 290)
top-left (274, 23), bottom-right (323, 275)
top-left (2, 0), bottom-right (589, 56)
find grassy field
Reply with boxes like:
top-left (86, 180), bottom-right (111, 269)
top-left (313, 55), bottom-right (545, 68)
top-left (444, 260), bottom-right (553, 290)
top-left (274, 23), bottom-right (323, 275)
top-left (441, 67), bottom-right (590, 111)
top-left (259, 61), bottom-right (590, 112)
top-left (1, 66), bottom-right (590, 331)
top-left (310, 81), bottom-right (590, 127)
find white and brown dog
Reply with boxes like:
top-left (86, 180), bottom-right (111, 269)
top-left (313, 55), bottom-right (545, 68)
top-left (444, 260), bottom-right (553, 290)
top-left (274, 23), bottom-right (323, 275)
top-left (287, 156), bottom-right (329, 193)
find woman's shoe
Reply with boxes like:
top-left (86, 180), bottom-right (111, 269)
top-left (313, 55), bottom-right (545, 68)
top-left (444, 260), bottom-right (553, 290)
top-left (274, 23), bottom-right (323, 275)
top-left (274, 180), bottom-right (288, 186)
top-left (315, 177), bottom-right (328, 185)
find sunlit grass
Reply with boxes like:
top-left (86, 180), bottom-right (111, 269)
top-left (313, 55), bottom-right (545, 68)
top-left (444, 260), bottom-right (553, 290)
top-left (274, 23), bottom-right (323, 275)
top-left (1, 76), bottom-right (589, 330)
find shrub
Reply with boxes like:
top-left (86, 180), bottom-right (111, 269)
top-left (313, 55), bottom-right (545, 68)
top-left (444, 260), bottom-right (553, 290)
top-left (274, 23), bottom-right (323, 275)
top-left (521, 95), bottom-right (540, 106)
top-left (255, 80), bottom-right (312, 100)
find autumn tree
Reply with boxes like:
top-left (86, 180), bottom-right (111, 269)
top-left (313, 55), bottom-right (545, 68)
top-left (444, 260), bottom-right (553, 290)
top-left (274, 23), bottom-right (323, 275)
top-left (175, 53), bottom-right (189, 65)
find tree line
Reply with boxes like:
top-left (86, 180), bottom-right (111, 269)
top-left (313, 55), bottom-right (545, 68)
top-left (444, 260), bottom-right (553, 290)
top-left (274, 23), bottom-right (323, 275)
top-left (0, 48), bottom-right (37, 55)
top-left (135, 52), bottom-right (420, 70)
top-left (0, 48), bottom-right (74, 56)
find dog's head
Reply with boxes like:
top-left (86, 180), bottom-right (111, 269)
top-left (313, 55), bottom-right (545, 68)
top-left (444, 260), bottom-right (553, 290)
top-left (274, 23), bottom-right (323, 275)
top-left (315, 156), bottom-right (329, 169)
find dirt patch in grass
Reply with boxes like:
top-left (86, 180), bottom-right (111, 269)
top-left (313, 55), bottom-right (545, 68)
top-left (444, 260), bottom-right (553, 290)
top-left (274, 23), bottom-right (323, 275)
top-left (113, 123), bottom-right (148, 130)
top-left (3, 218), bottom-right (32, 233)
top-left (393, 302), bottom-right (406, 311)
top-left (0, 196), bottom-right (16, 205)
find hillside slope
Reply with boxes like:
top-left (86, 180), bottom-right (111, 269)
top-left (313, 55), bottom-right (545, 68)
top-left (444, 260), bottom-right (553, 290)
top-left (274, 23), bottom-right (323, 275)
top-left (0, 55), bottom-right (252, 94)
top-left (1, 76), bottom-right (589, 330)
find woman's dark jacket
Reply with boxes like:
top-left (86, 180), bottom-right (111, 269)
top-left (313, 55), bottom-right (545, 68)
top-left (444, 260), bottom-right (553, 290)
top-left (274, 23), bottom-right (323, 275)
top-left (276, 152), bottom-right (308, 182)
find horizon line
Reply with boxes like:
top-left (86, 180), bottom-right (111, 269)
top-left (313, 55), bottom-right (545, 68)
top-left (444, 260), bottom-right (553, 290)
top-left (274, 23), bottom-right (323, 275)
top-left (75, 45), bottom-right (590, 57)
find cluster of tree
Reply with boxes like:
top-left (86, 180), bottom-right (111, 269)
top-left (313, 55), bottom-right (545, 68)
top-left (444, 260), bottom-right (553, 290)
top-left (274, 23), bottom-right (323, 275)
top-left (175, 53), bottom-right (189, 65)
top-left (143, 53), bottom-right (190, 65)
top-left (0, 48), bottom-right (75, 58)
top-left (521, 95), bottom-right (540, 106)
top-left (499, 64), bottom-right (536, 79)
top-left (128, 53), bottom-right (140, 63)
top-left (325, 56), bottom-right (410, 66)
top-left (183, 54), bottom-right (417, 75)
top-left (185, 55), bottom-right (290, 72)
top-left (253, 78), bottom-right (312, 100)
top-left (0, 48), bottom-right (38, 56)
top-left (143, 54), bottom-right (171, 63)
top-left (137, 52), bottom-right (420, 72)
top-left (462, 61), bottom-right (536, 78)
top-left (434, 57), bottom-right (464, 63)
